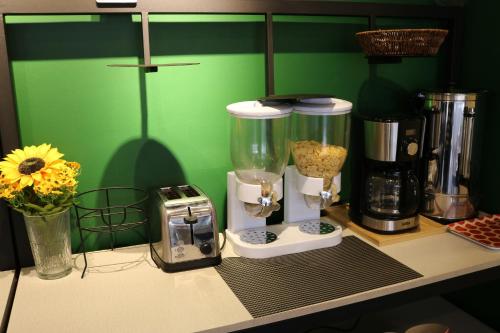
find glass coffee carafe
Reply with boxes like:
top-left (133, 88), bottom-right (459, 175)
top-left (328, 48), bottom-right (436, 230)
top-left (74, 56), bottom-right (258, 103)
top-left (365, 164), bottom-right (419, 218)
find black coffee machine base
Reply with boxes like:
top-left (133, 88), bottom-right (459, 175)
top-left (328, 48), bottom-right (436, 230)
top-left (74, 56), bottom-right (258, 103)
top-left (423, 213), bottom-right (478, 225)
top-left (360, 214), bottom-right (419, 233)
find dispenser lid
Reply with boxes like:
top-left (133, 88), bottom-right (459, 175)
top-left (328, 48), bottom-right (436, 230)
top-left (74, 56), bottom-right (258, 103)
top-left (293, 98), bottom-right (352, 115)
top-left (226, 101), bottom-right (292, 119)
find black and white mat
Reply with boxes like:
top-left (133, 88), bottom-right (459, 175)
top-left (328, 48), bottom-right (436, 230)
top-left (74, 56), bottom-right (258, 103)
top-left (215, 236), bottom-right (422, 318)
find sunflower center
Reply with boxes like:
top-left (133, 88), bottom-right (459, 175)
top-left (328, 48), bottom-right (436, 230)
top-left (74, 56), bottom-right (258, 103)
top-left (18, 157), bottom-right (45, 175)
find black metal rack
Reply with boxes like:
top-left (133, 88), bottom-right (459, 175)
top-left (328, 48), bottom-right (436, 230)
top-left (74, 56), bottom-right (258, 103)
top-left (0, 0), bottom-right (464, 152)
top-left (0, 0), bottom-right (464, 271)
top-left (73, 187), bottom-right (149, 278)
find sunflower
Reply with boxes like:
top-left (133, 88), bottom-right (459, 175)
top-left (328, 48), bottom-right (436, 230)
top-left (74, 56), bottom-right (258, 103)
top-left (0, 144), bottom-right (65, 189)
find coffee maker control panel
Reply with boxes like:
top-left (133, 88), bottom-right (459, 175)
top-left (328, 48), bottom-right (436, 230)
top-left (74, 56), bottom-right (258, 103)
top-left (397, 119), bottom-right (422, 162)
top-left (406, 142), bottom-right (419, 156)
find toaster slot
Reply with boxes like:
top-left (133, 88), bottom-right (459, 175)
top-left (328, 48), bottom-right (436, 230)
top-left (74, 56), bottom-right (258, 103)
top-left (161, 187), bottom-right (182, 200)
top-left (177, 185), bottom-right (200, 198)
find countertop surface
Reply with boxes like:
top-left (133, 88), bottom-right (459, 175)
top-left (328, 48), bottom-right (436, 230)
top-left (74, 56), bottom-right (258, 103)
top-left (7, 227), bottom-right (500, 333)
top-left (0, 270), bottom-right (14, 320)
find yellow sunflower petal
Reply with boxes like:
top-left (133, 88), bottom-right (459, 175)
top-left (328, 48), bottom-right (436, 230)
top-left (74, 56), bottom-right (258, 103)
top-left (0, 165), bottom-right (20, 173)
top-left (0, 165), bottom-right (21, 181)
top-left (4, 157), bottom-right (19, 166)
top-left (19, 175), bottom-right (33, 188)
top-left (32, 172), bottom-right (42, 181)
top-left (0, 160), bottom-right (17, 169)
top-left (4, 153), bottom-right (23, 164)
top-left (36, 143), bottom-right (51, 158)
top-left (4, 172), bottom-right (21, 182)
top-left (3, 174), bottom-right (21, 183)
top-left (10, 149), bottom-right (26, 161)
top-left (44, 148), bottom-right (64, 163)
top-left (51, 159), bottom-right (65, 166)
top-left (23, 145), bottom-right (37, 158)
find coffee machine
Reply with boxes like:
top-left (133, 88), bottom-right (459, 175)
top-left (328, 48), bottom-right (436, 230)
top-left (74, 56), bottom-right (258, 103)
top-left (350, 115), bottom-right (423, 232)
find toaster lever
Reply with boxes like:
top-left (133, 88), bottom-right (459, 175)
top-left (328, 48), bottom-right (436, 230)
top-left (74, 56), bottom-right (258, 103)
top-left (183, 207), bottom-right (198, 245)
top-left (183, 206), bottom-right (198, 225)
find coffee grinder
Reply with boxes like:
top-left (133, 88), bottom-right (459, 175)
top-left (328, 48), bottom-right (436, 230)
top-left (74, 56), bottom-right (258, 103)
top-left (350, 115), bottom-right (423, 232)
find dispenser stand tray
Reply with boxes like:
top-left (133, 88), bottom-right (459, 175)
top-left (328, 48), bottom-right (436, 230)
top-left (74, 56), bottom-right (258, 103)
top-left (226, 219), bottom-right (342, 259)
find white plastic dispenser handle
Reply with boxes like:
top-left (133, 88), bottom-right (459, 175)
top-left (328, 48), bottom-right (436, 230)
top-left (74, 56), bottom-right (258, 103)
top-left (235, 177), bottom-right (283, 204)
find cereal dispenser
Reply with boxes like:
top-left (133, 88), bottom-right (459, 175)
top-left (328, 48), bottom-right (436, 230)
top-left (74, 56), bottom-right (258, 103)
top-left (226, 100), bottom-right (291, 258)
top-left (284, 97), bottom-right (352, 245)
top-left (226, 97), bottom-right (352, 259)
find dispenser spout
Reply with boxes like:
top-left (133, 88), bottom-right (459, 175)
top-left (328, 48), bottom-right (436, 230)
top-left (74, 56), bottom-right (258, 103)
top-left (303, 176), bottom-right (340, 210)
top-left (243, 182), bottom-right (281, 218)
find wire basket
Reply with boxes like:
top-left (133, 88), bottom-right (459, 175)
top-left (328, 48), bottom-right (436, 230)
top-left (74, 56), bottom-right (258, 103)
top-left (355, 29), bottom-right (448, 57)
top-left (74, 187), bottom-right (149, 278)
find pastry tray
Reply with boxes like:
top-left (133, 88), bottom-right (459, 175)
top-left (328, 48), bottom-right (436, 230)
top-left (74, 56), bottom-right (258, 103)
top-left (448, 215), bottom-right (500, 250)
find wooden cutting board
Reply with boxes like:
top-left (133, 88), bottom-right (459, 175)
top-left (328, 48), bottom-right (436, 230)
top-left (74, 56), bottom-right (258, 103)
top-left (325, 205), bottom-right (447, 246)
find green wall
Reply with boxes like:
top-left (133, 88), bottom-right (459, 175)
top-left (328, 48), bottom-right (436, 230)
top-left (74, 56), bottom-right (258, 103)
top-left (6, 7), bottom-right (446, 251)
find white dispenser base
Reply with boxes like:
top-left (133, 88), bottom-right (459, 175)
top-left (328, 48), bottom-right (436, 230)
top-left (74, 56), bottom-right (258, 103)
top-left (226, 220), bottom-right (342, 259)
top-left (284, 165), bottom-right (341, 223)
top-left (227, 170), bottom-right (343, 259)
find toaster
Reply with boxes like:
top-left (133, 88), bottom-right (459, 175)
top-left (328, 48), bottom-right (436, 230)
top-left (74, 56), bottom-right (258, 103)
top-left (151, 185), bottom-right (221, 272)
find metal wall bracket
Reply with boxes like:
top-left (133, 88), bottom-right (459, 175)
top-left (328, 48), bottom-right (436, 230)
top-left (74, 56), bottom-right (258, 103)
top-left (106, 12), bottom-right (200, 72)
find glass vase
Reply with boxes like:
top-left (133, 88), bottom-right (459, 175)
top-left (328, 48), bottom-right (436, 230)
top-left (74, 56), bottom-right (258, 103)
top-left (23, 208), bottom-right (72, 279)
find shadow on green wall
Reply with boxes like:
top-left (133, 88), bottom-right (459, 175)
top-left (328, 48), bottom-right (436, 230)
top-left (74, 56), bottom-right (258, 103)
top-left (150, 22), bottom-right (265, 55)
top-left (348, 64), bottom-right (413, 211)
top-left (7, 16), bottom-right (270, 60)
top-left (75, 137), bottom-right (187, 251)
top-left (357, 65), bottom-right (412, 117)
top-left (6, 16), bottom-right (142, 60)
top-left (274, 22), bottom-right (365, 53)
top-left (71, 63), bottom-right (188, 250)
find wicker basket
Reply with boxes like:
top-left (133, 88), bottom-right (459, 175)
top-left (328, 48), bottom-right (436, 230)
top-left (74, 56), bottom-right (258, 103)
top-left (356, 29), bottom-right (448, 57)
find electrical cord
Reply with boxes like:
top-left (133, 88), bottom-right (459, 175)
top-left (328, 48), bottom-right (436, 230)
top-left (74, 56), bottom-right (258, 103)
top-left (303, 316), bottom-right (362, 333)
top-left (220, 229), bottom-right (227, 251)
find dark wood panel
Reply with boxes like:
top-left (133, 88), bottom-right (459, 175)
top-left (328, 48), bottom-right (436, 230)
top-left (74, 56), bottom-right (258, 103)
top-left (0, 0), bottom-right (460, 18)
top-left (0, 15), bottom-right (19, 154)
top-left (0, 202), bottom-right (16, 270)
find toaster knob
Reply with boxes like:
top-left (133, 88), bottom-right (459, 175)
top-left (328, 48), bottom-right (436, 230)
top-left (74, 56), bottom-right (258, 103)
top-left (199, 242), bottom-right (212, 255)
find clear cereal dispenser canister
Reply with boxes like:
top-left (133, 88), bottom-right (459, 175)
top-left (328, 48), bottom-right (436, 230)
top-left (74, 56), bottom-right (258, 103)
top-left (291, 97), bottom-right (352, 205)
top-left (226, 100), bottom-right (292, 217)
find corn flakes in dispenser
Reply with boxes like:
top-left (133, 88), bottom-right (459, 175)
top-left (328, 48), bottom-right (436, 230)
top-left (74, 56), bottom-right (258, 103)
top-left (291, 140), bottom-right (347, 190)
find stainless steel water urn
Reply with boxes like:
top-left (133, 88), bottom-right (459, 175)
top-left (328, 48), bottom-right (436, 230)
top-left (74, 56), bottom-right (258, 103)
top-left (420, 92), bottom-right (483, 222)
